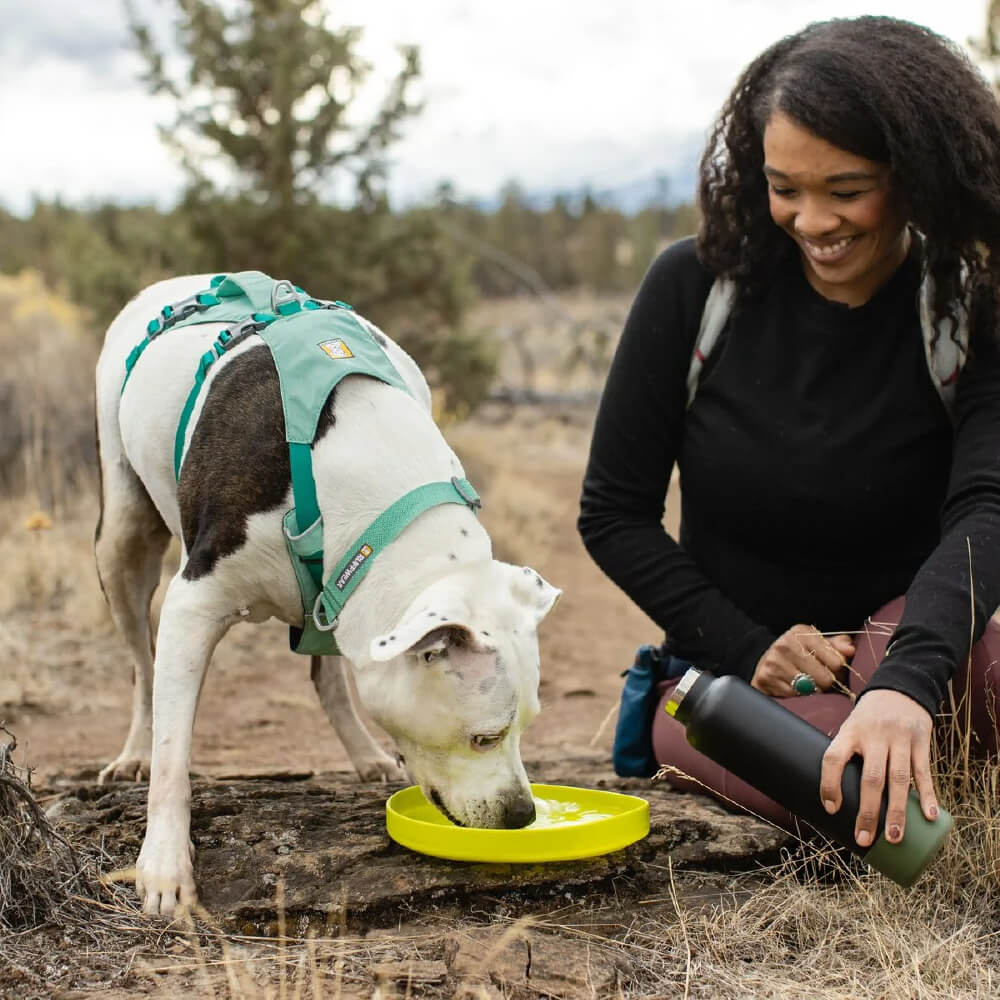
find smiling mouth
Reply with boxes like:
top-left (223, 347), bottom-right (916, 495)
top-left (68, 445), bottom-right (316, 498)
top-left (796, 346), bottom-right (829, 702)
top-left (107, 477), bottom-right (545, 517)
top-left (430, 788), bottom-right (464, 827)
top-left (801, 235), bottom-right (858, 262)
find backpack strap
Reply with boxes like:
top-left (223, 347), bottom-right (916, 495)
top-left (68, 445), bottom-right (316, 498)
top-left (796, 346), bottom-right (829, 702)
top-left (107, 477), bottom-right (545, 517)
top-left (690, 274), bottom-right (969, 419)
top-left (918, 273), bottom-right (969, 419)
top-left (686, 278), bottom-right (736, 407)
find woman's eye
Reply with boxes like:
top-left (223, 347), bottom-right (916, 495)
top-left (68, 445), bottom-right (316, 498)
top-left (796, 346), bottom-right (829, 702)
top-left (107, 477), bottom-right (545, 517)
top-left (768, 185), bottom-right (795, 198)
top-left (831, 190), bottom-right (863, 200)
top-left (471, 733), bottom-right (504, 752)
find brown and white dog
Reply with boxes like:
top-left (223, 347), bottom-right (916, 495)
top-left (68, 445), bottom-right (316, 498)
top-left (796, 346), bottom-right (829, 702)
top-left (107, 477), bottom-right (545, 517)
top-left (94, 276), bottom-right (560, 915)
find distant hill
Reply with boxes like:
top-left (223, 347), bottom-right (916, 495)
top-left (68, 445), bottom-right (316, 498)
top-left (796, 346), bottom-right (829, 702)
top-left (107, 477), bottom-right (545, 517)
top-left (464, 130), bottom-right (704, 214)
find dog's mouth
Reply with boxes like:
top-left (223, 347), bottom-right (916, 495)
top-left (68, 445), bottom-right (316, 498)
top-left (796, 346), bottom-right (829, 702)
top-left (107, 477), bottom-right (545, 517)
top-left (430, 788), bottom-right (464, 827)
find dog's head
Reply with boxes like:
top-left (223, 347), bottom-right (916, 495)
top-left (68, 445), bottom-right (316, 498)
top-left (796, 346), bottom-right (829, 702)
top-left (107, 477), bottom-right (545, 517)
top-left (354, 560), bottom-right (560, 829)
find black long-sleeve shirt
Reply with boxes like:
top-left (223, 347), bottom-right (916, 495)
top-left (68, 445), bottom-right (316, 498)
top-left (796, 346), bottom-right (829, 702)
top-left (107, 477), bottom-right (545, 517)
top-left (579, 236), bottom-right (1000, 718)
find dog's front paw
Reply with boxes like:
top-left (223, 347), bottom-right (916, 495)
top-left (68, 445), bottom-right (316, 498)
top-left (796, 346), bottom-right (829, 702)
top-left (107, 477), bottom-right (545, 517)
top-left (136, 836), bottom-right (197, 916)
top-left (98, 753), bottom-right (152, 785)
top-left (354, 750), bottom-right (407, 783)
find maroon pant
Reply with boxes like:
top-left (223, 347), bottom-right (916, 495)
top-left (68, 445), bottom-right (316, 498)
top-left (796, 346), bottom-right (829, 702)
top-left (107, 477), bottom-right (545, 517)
top-left (652, 597), bottom-right (1000, 829)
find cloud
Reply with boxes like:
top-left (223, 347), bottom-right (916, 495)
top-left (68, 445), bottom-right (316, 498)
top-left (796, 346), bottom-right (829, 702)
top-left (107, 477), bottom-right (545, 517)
top-left (0, 0), bottom-right (990, 213)
top-left (0, 0), bottom-right (135, 86)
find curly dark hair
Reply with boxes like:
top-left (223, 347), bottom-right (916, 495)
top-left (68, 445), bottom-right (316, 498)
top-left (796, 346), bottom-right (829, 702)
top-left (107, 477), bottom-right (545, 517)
top-left (696, 16), bottom-right (1000, 342)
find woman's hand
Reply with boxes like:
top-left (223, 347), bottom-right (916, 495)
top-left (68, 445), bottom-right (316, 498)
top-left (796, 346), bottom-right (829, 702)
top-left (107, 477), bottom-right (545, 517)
top-left (751, 624), bottom-right (855, 697)
top-left (820, 690), bottom-right (938, 848)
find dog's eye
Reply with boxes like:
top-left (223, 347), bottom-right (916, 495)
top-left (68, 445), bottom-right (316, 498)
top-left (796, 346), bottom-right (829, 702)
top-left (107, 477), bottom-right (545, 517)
top-left (420, 648), bottom-right (446, 664)
top-left (471, 733), bottom-right (504, 752)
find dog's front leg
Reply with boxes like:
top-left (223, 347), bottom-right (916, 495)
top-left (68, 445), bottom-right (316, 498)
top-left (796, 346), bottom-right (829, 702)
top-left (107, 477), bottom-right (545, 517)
top-left (136, 574), bottom-right (226, 916)
top-left (311, 656), bottom-right (405, 782)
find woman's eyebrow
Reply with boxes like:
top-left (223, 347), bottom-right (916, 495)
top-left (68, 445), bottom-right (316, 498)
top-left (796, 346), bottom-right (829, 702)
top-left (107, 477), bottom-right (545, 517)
top-left (763, 165), bottom-right (880, 183)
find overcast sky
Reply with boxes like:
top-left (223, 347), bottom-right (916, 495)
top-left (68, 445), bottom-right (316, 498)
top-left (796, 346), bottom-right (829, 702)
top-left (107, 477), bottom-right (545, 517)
top-left (1, 0), bottom-right (993, 213)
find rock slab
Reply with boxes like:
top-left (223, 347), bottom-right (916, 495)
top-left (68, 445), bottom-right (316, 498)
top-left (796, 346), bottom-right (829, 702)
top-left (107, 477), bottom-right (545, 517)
top-left (52, 758), bottom-right (788, 935)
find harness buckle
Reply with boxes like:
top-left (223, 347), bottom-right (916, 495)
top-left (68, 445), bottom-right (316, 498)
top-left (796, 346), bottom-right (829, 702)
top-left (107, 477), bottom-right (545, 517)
top-left (311, 591), bottom-right (339, 632)
top-left (216, 314), bottom-right (275, 351)
top-left (149, 292), bottom-right (216, 339)
top-left (451, 476), bottom-right (482, 509)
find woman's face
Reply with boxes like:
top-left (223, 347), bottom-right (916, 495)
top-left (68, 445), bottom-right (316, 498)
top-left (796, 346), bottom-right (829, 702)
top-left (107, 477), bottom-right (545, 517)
top-left (762, 111), bottom-right (909, 307)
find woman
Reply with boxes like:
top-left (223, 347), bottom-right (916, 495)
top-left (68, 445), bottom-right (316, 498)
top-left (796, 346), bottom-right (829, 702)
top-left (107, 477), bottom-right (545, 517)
top-left (578, 16), bottom-right (1000, 851)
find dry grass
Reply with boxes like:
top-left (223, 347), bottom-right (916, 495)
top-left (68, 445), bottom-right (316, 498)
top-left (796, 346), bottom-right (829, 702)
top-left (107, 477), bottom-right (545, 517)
top-left (446, 410), bottom-right (593, 568)
top-left (0, 269), bottom-right (99, 508)
top-left (630, 711), bottom-right (1000, 999)
top-left (0, 727), bottom-right (173, 994)
top-left (0, 492), bottom-right (112, 713)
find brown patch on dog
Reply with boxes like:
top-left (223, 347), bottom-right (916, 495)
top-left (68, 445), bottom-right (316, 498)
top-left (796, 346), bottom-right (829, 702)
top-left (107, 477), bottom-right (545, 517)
top-left (178, 345), bottom-right (339, 580)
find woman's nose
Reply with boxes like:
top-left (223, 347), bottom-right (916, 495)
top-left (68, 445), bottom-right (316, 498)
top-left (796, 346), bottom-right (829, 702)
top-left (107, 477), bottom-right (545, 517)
top-left (793, 199), bottom-right (841, 238)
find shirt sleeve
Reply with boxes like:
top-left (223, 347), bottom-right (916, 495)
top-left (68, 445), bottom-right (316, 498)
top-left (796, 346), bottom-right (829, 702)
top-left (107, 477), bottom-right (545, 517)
top-left (864, 336), bottom-right (1000, 717)
top-left (578, 240), bottom-right (775, 680)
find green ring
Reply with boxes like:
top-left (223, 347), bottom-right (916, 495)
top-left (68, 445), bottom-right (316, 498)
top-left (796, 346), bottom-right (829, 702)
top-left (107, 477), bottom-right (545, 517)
top-left (793, 673), bottom-right (817, 695)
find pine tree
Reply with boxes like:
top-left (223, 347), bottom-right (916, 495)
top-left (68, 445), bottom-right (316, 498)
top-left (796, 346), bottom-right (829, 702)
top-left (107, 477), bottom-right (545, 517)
top-left (128, 0), bottom-right (491, 415)
top-left (128, 0), bottom-right (420, 212)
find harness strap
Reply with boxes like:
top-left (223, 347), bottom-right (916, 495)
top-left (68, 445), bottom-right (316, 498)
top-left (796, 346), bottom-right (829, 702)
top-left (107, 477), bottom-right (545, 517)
top-left (289, 442), bottom-right (320, 535)
top-left (313, 477), bottom-right (481, 632)
top-left (214, 271), bottom-right (287, 313)
top-left (172, 311), bottom-right (278, 479)
top-left (122, 290), bottom-right (221, 393)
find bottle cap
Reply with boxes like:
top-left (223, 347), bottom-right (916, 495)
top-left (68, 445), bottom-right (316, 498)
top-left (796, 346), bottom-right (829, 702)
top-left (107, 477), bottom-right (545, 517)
top-left (664, 667), bottom-right (703, 722)
top-left (862, 791), bottom-right (953, 888)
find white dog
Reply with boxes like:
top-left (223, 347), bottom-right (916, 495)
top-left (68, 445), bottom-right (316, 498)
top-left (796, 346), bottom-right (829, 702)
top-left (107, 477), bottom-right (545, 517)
top-left (94, 275), bottom-right (560, 916)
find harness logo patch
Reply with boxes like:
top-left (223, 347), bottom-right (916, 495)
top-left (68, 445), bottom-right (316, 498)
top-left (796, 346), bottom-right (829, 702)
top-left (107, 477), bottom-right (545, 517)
top-left (319, 338), bottom-right (354, 360)
top-left (335, 543), bottom-right (373, 590)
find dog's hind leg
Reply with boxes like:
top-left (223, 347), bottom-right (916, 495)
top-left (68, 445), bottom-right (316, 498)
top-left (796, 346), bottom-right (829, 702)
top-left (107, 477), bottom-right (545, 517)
top-left (95, 446), bottom-right (171, 784)
top-left (311, 656), bottom-right (406, 781)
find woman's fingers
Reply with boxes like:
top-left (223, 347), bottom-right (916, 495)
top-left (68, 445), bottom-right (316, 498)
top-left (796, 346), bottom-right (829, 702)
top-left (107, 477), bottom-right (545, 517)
top-left (819, 730), bottom-right (853, 815)
top-left (830, 633), bottom-right (856, 659)
top-left (854, 742), bottom-right (889, 848)
top-left (781, 626), bottom-right (840, 689)
top-left (911, 739), bottom-right (940, 823)
top-left (882, 741), bottom-right (912, 844)
top-left (753, 624), bottom-right (851, 696)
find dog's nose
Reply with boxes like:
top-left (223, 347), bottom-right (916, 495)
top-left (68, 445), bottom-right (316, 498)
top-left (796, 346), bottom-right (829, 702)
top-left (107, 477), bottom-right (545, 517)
top-left (503, 796), bottom-right (536, 829)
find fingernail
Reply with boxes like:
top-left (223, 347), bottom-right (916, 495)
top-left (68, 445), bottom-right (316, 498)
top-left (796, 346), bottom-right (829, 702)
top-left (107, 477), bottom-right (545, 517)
top-left (823, 799), bottom-right (837, 814)
top-left (929, 804), bottom-right (939, 819)
top-left (888, 824), bottom-right (901, 842)
top-left (857, 830), bottom-right (872, 847)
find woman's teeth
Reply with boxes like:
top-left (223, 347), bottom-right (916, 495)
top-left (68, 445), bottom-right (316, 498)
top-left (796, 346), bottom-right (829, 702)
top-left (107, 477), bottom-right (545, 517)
top-left (804, 236), bottom-right (855, 257)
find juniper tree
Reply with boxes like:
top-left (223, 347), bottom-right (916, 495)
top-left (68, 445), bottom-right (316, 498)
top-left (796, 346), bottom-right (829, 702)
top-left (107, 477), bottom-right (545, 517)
top-left (127, 0), bottom-right (420, 213)
top-left (128, 0), bottom-right (490, 415)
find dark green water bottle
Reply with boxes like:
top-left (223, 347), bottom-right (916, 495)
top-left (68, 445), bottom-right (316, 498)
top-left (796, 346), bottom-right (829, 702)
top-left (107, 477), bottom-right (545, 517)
top-left (665, 668), bottom-right (952, 887)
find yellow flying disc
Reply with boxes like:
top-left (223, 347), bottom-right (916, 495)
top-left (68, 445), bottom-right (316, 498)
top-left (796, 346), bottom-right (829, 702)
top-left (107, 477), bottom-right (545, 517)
top-left (385, 783), bottom-right (650, 862)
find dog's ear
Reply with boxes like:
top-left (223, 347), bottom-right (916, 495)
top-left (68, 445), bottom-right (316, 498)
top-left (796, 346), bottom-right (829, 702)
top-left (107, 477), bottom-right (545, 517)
top-left (505, 564), bottom-right (562, 625)
top-left (369, 610), bottom-right (497, 663)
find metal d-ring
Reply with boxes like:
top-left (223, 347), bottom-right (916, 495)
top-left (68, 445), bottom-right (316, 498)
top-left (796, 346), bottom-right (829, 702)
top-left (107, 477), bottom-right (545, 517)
top-left (271, 279), bottom-right (299, 314)
top-left (311, 592), bottom-right (339, 632)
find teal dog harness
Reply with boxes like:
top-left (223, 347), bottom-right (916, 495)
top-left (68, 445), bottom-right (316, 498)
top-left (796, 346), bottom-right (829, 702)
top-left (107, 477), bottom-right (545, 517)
top-left (123, 271), bottom-right (481, 656)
